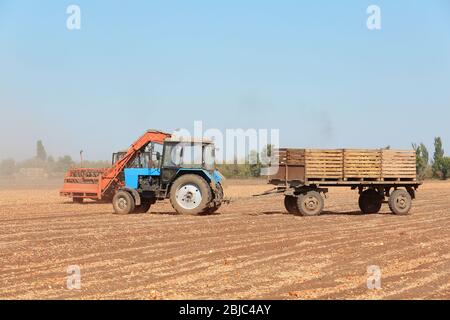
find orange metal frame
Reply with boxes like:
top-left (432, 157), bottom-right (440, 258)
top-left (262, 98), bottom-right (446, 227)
top-left (60, 129), bottom-right (171, 200)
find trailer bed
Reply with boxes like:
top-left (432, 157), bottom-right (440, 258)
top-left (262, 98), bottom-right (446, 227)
top-left (265, 148), bottom-right (422, 216)
top-left (270, 148), bottom-right (419, 185)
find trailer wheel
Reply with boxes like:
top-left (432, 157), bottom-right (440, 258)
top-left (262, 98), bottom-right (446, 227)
top-left (73, 197), bottom-right (84, 204)
top-left (284, 196), bottom-right (299, 214)
top-left (389, 189), bottom-right (412, 215)
top-left (358, 189), bottom-right (383, 214)
top-left (133, 202), bottom-right (151, 213)
top-left (170, 174), bottom-right (212, 215)
top-left (296, 191), bottom-right (324, 216)
top-left (112, 190), bottom-right (135, 214)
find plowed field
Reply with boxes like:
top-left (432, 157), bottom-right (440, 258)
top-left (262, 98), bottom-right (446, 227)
top-left (0, 180), bottom-right (449, 299)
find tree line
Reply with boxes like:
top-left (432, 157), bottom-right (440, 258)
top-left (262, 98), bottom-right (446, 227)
top-left (413, 137), bottom-right (450, 180)
top-left (0, 140), bottom-right (109, 178)
top-left (1, 139), bottom-right (449, 180)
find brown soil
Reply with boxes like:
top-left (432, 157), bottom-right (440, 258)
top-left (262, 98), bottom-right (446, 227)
top-left (0, 180), bottom-right (449, 299)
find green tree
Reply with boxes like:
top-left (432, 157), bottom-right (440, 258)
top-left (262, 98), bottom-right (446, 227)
top-left (412, 142), bottom-right (429, 179)
top-left (441, 157), bottom-right (450, 180)
top-left (432, 137), bottom-right (445, 178)
top-left (36, 140), bottom-right (47, 161)
top-left (19, 157), bottom-right (46, 169)
top-left (260, 144), bottom-right (274, 164)
top-left (0, 158), bottom-right (16, 177)
top-left (54, 155), bottom-right (74, 173)
top-left (248, 150), bottom-right (261, 177)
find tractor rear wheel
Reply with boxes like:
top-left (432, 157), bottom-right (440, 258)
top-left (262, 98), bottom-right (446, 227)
top-left (359, 189), bottom-right (383, 214)
top-left (112, 190), bottom-right (135, 214)
top-left (389, 189), bottom-right (412, 215)
top-left (296, 191), bottom-right (324, 216)
top-left (284, 196), bottom-right (299, 214)
top-left (170, 174), bottom-right (212, 215)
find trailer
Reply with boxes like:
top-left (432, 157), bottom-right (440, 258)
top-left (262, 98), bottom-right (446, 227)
top-left (262, 148), bottom-right (422, 216)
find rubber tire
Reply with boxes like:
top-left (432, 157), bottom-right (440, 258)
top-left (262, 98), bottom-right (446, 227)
top-left (134, 202), bottom-right (151, 213)
top-left (205, 184), bottom-right (224, 214)
top-left (284, 196), bottom-right (299, 214)
top-left (359, 189), bottom-right (383, 214)
top-left (170, 174), bottom-right (212, 215)
top-left (73, 197), bottom-right (84, 204)
top-left (296, 191), bottom-right (324, 216)
top-left (389, 189), bottom-right (412, 215)
top-left (112, 190), bottom-right (135, 215)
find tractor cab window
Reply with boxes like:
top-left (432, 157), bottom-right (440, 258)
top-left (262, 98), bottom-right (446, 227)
top-left (203, 144), bottom-right (215, 171)
top-left (112, 152), bottom-right (126, 165)
top-left (125, 152), bottom-right (150, 168)
top-left (163, 142), bottom-right (210, 168)
top-left (152, 143), bottom-right (163, 168)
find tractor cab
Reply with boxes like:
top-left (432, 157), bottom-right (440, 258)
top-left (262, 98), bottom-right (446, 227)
top-left (122, 137), bottom-right (221, 189)
top-left (159, 137), bottom-right (220, 185)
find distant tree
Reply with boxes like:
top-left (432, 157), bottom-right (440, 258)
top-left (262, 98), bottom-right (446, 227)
top-left (260, 144), bottom-right (274, 167)
top-left (78, 160), bottom-right (110, 168)
top-left (19, 157), bottom-right (46, 169)
top-left (248, 150), bottom-right (261, 177)
top-left (412, 143), bottom-right (429, 179)
top-left (36, 140), bottom-right (47, 161)
top-left (0, 159), bottom-right (16, 177)
top-left (54, 155), bottom-right (74, 173)
top-left (432, 137), bottom-right (445, 178)
top-left (46, 156), bottom-right (56, 173)
top-left (441, 157), bottom-right (450, 180)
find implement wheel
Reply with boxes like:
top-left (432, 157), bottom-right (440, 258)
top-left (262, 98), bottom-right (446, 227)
top-left (284, 196), bottom-right (299, 214)
top-left (170, 174), bottom-right (212, 215)
top-left (112, 190), bottom-right (135, 214)
top-left (296, 191), bottom-right (324, 216)
top-left (389, 189), bottom-right (412, 215)
top-left (359, 189), bottom-right (383, 214)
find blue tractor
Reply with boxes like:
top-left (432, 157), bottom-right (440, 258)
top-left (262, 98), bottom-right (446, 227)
top-left (112, 136), bottom-right (225, 215)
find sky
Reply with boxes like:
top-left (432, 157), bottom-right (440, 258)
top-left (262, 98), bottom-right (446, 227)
top-left (0, 0), bottom-right (449, 161)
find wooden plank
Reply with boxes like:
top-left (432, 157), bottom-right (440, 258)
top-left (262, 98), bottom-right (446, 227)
top-left (305, 149), bottom-right (343, 180)
top-left (343, 149), bottom-right (381, 180)
top-left (381, 149), bottom-right (416, 180)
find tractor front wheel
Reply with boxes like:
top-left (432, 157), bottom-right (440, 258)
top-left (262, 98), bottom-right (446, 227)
top-left (134, 202), bottom-right (151, 214)
top-left (112, 190), bottom-right (135, 214)
top-left (170, 174), bottom-right (212, 215)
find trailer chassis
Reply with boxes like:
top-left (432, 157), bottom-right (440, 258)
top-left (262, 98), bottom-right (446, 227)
top-left (256, 180), bottom-right (422, 216)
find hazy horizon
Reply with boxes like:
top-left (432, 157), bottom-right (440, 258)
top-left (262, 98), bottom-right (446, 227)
top-left (1, 1), bottom-right (450, 161)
